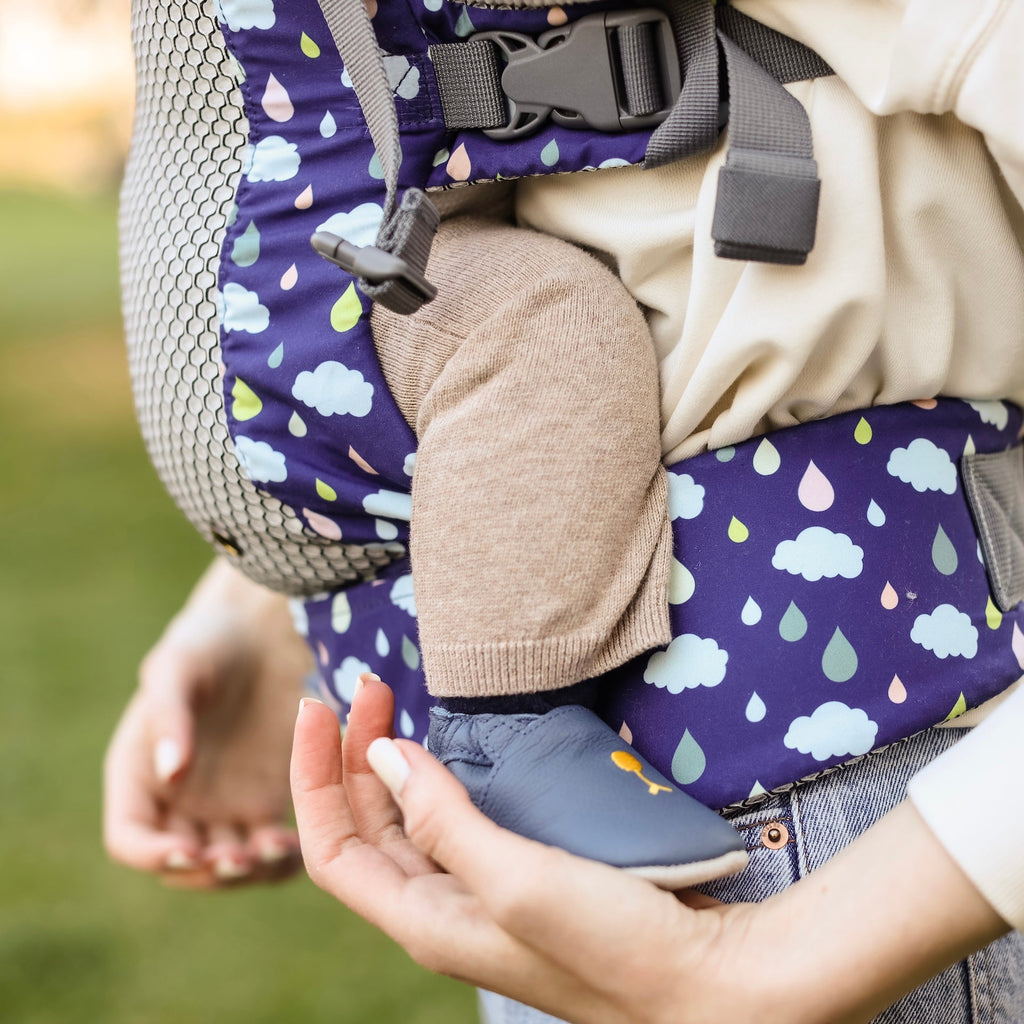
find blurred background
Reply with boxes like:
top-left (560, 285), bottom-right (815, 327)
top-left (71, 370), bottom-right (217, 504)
top-left (0, 0), bottom-right (474, 1020)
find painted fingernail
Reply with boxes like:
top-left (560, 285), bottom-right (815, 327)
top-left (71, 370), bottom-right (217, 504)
top-left (154, 738), bottom-right (183, 782)
top-left (214, 856), bottom-right (251, 880)
top-left (366, 737), bottom-right (410, 796)
top-left (165, 849), bottom-right (199, 871)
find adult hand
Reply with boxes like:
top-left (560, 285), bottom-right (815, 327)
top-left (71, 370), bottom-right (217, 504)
top-left (291, 677), bottom-right (1010, 1024)
top-left (104, 559), bottom-right (311, 887)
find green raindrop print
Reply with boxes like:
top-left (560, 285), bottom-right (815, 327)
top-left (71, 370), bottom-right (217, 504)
top-left (931, 525), bottom-right (958, 576)
top-left (316, 478), bottom-right (338, 501)
top-left (728, 516), bottom-right (749, 543)
top-left (231, 220), bottom-right (260, 266)
top-left (540, 138), bottom-right (560, 166)
top-left (944, 692), bottom-right (967, 721)
top-left (455, 6), bottom-right (475, 36)
top-left (300, 31), bottom-right (321, 57)
top-left (432, 148), bottom-right (450, 167)
top-left (854, 417), bottom-right (873, 445)
top-left (670, 729), bottom-right (706, 785)
top-left (231, 377), bottom-right (262, 421)
top-left (822, 627), bottom-right (858, 682)
top-left (331, 283), bottom-right (362, 332)
top-left (986, 596), bottom-right (1003, 630)
top-left (752, 438), bottom-right (781, 475)
top-left (402, 635), bottom-right (421, 670)
top-left (368, 152), bottom-right (384, 179)
top-left (779, 601), bottom-right (807, 642)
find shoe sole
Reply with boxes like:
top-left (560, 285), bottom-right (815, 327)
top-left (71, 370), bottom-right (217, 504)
top-left (625, 849), bottom-right (749, 891)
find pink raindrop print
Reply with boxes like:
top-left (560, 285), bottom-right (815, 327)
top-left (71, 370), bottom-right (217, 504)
top-left (798, 460), bottom-right (834, 512)
top-left (280, 263), bottom-right (298, 289)
top-left (446, 143), bottom-right (472, 181)
top-left (887, 674), bottom-right (907, 704)
top-left (317, 641), bottom-right (329, 666)
top-left (880, 582), bottom-right (898, 610)
top-left (348, 446), bottom-right (379, 475)
top-left (547, 5), bottom-right (568, 24)
top-left (294, 184), bottom-right (313, 209)
top-left (261, 74), bottom-right (294, 122)
top-left (304, 507), bottom-right (343, 541)
top-left (618, 721), bottom-right (633, 744)
top-left (1013, 622), bottom-right (1024, 670)
top-left (911, 398), bottom-right (938, 409)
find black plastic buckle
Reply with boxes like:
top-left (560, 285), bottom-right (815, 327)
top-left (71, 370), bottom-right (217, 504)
top-left (476, 9), bottom-right (680, 139)
top-left (310, 231), bottom-right (438, 305)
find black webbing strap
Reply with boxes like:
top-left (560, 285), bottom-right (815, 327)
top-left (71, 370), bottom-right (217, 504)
top-left (312, 0), bottom-right (438, 312)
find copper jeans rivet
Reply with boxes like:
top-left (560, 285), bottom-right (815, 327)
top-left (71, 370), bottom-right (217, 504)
top-left (760, 822), bottom-right (790, 849)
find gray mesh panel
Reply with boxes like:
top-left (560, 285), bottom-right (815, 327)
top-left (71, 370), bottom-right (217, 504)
top-left (121, 0), bottom-right (405, 596)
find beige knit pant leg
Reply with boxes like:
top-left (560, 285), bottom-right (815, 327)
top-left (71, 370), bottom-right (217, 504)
top-left (372, 215), bottom-right (672, 698)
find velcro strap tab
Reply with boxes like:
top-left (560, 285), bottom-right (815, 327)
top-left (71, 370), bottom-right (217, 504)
top-left (712, 159), bottom-right (820, 265)
top-left (961, 444), bottom-right (1024, 612)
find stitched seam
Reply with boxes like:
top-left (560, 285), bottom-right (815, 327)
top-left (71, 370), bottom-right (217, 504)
top-left (933, 0), bottom-right (1012, 110)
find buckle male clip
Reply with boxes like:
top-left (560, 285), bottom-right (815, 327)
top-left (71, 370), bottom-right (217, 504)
top-left (476, 9), bottom-right (681, 140)
top-left (311, 231), bottom-right (438, 306)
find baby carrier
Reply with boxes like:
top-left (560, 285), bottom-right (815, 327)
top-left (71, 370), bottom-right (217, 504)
top-left (123, 0), bottom-right (1024, 809)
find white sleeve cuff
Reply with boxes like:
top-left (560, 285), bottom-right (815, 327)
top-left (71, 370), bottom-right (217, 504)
top-left (907, 682), bottom-right (1024, 933)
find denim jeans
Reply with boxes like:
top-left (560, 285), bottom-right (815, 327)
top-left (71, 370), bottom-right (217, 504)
top-left (478, 726), bottom-right (1024, 1024)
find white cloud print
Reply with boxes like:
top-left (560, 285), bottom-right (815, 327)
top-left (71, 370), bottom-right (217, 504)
top-left (216, 0), bottom-right (275, 30)
top-left (965, 399), bottom-right (1009, 430)
top-left (772, 527), bottom-right (863, 582)
top-left (292, 361), bottom-right (373, 417)
top-left (390, 574), bottom-right (416, 617)
top-left (667, 472), bottom-right (704, 520)
top-left (317, 203), bottom-right (385, 249)
top-left (233, 435), bottom-right (287, 482)
top-left (333, 656), bottom-right (371, 703)
top-left (245, 135), bottom-right (300, 182)
top-left (886, 438), bottom-right (957, 494)
top-left (644, 634), bottom-right (728, 694)
top-left (784, 701), bottom-right (878, 762)
top-left (221, 282), bottom-right (269, 333)
top-left (911, 603), bottom-right (978, 659)
top-left (363, 489), bottom-right (412, 521)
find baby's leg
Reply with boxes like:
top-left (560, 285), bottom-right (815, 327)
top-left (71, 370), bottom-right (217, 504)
top-left (372, 214), bottom-right (672, 699)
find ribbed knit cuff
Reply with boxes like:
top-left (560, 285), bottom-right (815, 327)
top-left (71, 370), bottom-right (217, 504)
top-left (906, 679), bottom-right (1024, 933)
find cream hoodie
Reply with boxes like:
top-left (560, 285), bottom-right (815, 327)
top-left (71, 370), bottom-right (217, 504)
top-left (515, 0), bottom-right (1024, 931)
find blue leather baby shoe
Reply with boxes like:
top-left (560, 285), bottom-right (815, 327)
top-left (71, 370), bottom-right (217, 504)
top-left (427, 705), bottom-right (748, 889)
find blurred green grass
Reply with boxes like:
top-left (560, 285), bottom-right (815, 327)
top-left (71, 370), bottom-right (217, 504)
top-left (0, 190), bottom-right (476, 1024)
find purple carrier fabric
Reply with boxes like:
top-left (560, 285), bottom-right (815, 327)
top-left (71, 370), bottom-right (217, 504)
top-left (215, 2), bottom-right (1024, 808)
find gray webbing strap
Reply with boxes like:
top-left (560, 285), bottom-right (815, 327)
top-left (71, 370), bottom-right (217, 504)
top-left (313, 0), bottom-right (438, 312)
top-left (710, 34), bottom-right (820, 264)
top-left (431, 39), bottom-right (507, 130)
top-left (715, 5), bottom-right (833, 84)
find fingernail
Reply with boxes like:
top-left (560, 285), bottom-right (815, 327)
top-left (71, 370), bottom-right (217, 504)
top-left (299, 696), bottom-right (324, 713)
top-left (214, 856), bottom-right (251, 880)
top-left (257, 838), bottom-right (291, 864)
top-left (165, 849), bottom-right (199, 871)
top-left (366, 737), bottom-right (410, 797)
top-left (154, 738), bottom-right (183, 782)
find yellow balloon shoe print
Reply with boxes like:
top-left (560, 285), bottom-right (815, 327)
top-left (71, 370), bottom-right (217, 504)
top-left (427, 705), bottom-right (748, 890)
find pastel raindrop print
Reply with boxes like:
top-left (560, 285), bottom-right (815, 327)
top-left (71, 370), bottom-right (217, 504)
top-left (300, 31), bottom-right (320, 57)
top-left (330, 283), bottom-right (362, 332)
top-left (822, 628), bottom-right (857, 682)
top-left (867, 499), bottom-right (886, 526)
top-left (779, 601), bottom-right (807, 642)
top-left (280, 263), bottom-right (298, 289)
top-left (231, 220), bottom-right (261, 266)
top-left (399, 709), bottom-right (415, 738)
top-left (854, 417), bottom-right (873, 444)
top-left (540, 138), bottom-right (560, 166)
top-left (368, 152), bottom-right (384, 179)
top-left (888, 674), bottom-right (907, 704)
top-left (931, 525), bottom-right (958, 576)
top-left (231, 377), bottom-right (262, 421)
top-left (402, 635), bottom-right (420, 670)
top-left (798, 460), bottom-right (835, 511)
top-left (963, 434), bottom-right (976, 457)
top-left (446, 143), bottom-right (471, 181)
top-left (945, 692), bottom-right (967, 721)
top-left (348, 446), bottom-right (378, 475)
top-left (670, 729), bottom-right (706, 785)
top-left (1013, 622), bottom-right (1024, 670)
top-left (745, 692), bottom-right (767, 723)
top-left (752, 437), bottom-right (781, 475)
top-left (267, 342), bottom-right (283, 368)
top-left (375, 628), bottom-right (390, 657)
top-left (715, 445), bottom-right (735, 463)
top-left (331, 592), bottom-right (352, 633)
top-left (320, 110), bottom-right (337, 138)
top-left (668, 559), bottom-right (695, 604)
top-left (741, 596), bottom-right (762, 625)
top-left (316, 478), bottom-right (338, 501)
top-left (618, 721), bottom-right (633, 743)
top-left (454, 6), bottom-right (474, 34)
top-left (261, 73), bottom-right (294, 121)
top-left (986, 596), bottom-right (1003, 630)
top-left (304, 508), bottom-right (342, 540)
top-left (287, 411), bottom-right (307, 437)
top-left (880, 582), bottom-right (898, 610)
top-left (294, 184), bottom-right (313, 209)
top-left (728, 516), bottom-right (749, 543)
